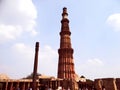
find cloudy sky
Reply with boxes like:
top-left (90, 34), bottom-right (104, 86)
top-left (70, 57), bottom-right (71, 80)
top-left (0, 0), bottom-right (120, 80)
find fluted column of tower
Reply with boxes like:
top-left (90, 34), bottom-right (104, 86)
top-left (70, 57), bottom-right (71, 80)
top-left (57, 7), bottom-right (75, 80)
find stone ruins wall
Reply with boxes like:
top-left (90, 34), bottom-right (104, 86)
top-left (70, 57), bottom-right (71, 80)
top-left (94, 78), bottom-right (120, 90)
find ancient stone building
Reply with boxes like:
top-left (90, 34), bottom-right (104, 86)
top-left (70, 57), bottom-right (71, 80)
top-left (94, 78), bottom-right (120, 90)
top-left (0, 78), bottom-right (34, 90)
top-left (1, 7), bottom-right (120, 90)
top-left (57, 7), bottom-right (75, 80)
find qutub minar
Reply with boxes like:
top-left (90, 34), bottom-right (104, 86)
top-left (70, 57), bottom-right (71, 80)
top-left (57, 7), bottom-right (75, 79)
top-left (0, 7), bottom-right (120, 90)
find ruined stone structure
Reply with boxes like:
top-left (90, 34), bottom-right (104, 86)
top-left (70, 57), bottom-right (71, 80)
top-left (1, 7), bottom-right (120, 90)
top-left (0, 79), bottom-right (34, 90)
top-left (116, 78), bottom-right (120, 90)
top-left (57, 7), bottom-right (75, 80)
top-left (94, 78), bottom-right (120, 90)
top-left (0, 75), bottom-right (80, 90)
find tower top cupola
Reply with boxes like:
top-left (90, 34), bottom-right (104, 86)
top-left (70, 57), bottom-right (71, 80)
top-left (62, 7), bottom-right (68, 19)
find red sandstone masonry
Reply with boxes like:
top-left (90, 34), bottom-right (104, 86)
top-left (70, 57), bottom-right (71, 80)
top-left (95, 78), bottom-right (118, 90)
top-left (57, 7), bottom-right (75, 80)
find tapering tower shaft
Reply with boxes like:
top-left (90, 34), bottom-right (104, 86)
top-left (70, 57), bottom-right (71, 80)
top-left (57, 7), bottom-right (75, 79)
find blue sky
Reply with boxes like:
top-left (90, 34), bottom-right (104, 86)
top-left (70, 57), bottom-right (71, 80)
top-left (0, 0), bottom-right (120, 80)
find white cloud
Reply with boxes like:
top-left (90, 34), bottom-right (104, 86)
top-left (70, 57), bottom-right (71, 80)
top-left (76, 58), bottom-right (104, 79)
top-left (0, 64), bottom-right (11, 74)
top-left (87, 58), bottom-right (104, 66)
top-left (0, 0), bottom-right (37, 43)
top-left (11, 43), bottom-right (58, 78)
top-left (10, 43), bottom-right (34, 78)
top-left (40, 45), bottom-right (57, 60)
top-left (39, 45), bottom-right (58, 76)
top-left (106, 13), bottom-right (120, 32)
top-left (0, 25), bottom-right (22, 43)
top-left (12, 43), bottom-right (34, 59)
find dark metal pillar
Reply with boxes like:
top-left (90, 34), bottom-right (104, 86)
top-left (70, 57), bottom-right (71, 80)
top-left (32, 42), bottom-right (39, 90)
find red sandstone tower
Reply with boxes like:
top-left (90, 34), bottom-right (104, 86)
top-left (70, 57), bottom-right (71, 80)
top-left (57, 7), bottom-right (75, 80)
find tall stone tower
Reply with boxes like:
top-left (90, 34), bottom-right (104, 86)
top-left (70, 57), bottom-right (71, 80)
top-left (57, 7), bottom-right (75, 80)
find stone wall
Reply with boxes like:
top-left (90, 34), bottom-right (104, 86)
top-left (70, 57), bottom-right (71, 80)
top-left (116, 78), bottom-right (120, 90)
top-left (94, 78), bottom-right (120, 90)
top-left (0, 79), bottom-right (34, 90)
top-left (94, 79), bottom-right (102, 90)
